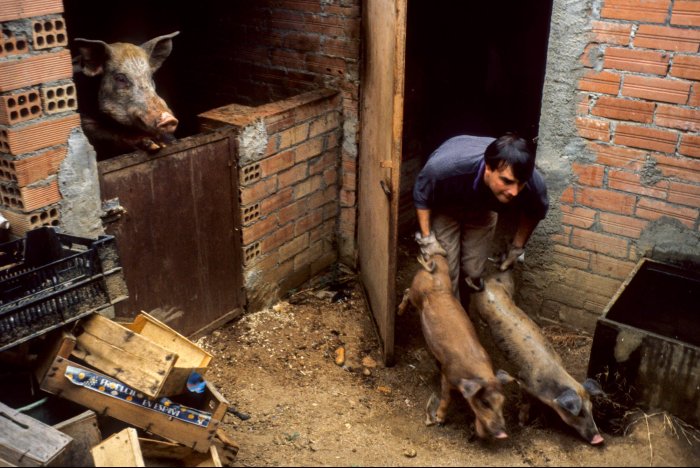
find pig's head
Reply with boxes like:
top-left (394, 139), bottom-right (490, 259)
top-left (459, 369), bottom-right (514, 440)
top-left (550, 378), bottom-right (605, 445)
top-left (74, 32), bottom-right (179, 149)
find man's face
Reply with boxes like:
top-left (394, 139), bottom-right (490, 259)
top-left (483, 163), bottom-right (525, 204)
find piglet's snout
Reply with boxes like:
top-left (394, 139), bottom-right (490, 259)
top-left (157, 112), bottom-right (178, 134)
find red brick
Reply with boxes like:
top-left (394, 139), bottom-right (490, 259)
top-left (0, 50), bottom-right (72, 92)
top-left (0, 0), bottom-right (63, 21)
top-left (608, 169), bottom-right (669, 198)
top-left (578, 70), bottom-right (621, 95)
top-left (590, 253), bottom-right (636, 280)
top-left (279, 233), bottom-right (309, 262)
top-left (679, 133), bottom-right (700, 158)
top-left (0, 147), bottom-right (65, 187)
top-left (242, 215), bottom-right (279, 245)
top-left (309, 111), bottom-right (341, 137)
top-left (655, 153), bottom-right (700, 182)
top-left (591, 96), bottom-right (654, 123)
top-left (577, 186), bottom-right (636, 214)
top-left (551, 225), bottom-right (573, 245)
top-left (636, 196), bottom-right (698, 227)
top-left (604, 48), bottom-right (670, 75)
top-left (260, 223), bottom-right (295, 254)
top-left (259, 150), bottom-right (295, 176)
top-left (0, 205), bottom-right (59, 236)
top-left (240, 176), bottom-right (278, 205)
top-left (278, 163), bottom-right (308, 189)
top-left (622, 75), bottom-right (691, 104)
top-left (294, 174), bottom-right (323, 199)
top-left (294, 211), bottom-right (323, 237)
top-left (560, 187), bottom-right (575, 204)
top-left (560, 204), bottom-right (597, 228)
top-left (577, 93), bottom-right (591, 115)
top-left (0, 88), bottom-right (43, 125)
top-left (279, 123), bottom-right (310, 150)
top-left (575, 117), bottom-right (610, 141)
top-left (260, 187), bottom-right (294, 214)
top-left (553, 244), bottom-right (591, 269)
top-left (0, 30), bottom-right (29, 60)
top-left (279, 199), bottom-right (307, 225)
top-left (591, 20), bottom-right (632, 46)
top-left (671, 0), bottom-right (700, 26)
top-left (294, 136), bottom-right (324, 163)
top-left (634, 25), bottom-right (700, 52)
top-left (668, 180), bottom-right (700, 207)
top-left (670, 55), bottom-right (700, 81)
top-left (614, 123), bottom-right (678, 153)
top-left (601, 0), bottom-right (671, 23)
top-left (572, 162), bottom-right (605, 186)
top-left (0, 114), bottom-right (79, 155)
top-left (655, 104), bottom-right (700, 132)
top-left (599, 212), bottom-right (649, 238)
top-left (340, 188), bottom-right (356, 207)
top-left (571, 228), bottom-right (629, 257)
top-left (689, 83), bottom-right (700, 107)
top-left (0, 178), bottom-right (61, 211)
top-left (589, 142), bottom-right (646, 170)
top-left (580, 43), bottom-right (600, 68)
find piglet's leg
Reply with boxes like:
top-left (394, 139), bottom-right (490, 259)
top-left (435, 373), bottom-right (452, 424)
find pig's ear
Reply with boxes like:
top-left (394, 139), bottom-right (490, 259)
top-left (141, 31), bottom-right (180, 72)
top-left (554, 388), bottom-right (582, 416)
top-left (458, 378), bottom-right (484, 399)
top-left (73, 39), bottom-right (110, 77)
top-left (582, 378), bottom-right (605, 396)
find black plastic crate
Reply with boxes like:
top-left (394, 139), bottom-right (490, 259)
top-left (0, 227), bottom-right (127, 352)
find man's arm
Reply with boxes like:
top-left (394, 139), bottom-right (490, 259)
top-left (512, 213), bottom-right (539, 248)
top-left (416, 208), bottom-right (432, 237)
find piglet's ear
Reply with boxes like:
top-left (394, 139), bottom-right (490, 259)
top-left (495, 369), bottom-right (515, 385)
top-left (141, 31), bottom-right (180, 72)
top-left (459, 378), bottom-right (484, 399)
top-left (73, 38), bottom-right (110, 77)
top-left (554, 388), bottom-right (582, 416)
top-left (583, 378), bottom-right (605, 396)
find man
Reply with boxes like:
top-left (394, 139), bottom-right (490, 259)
top-left (413, 133), bottom-right (548, 296)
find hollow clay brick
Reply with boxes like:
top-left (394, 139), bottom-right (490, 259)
top-left (0, 205), bottom-right (60, 236)
top-left (0, 178), bottom-right (60, 212)
top-left (1, 114), bottom-right (79, 155)
top-left (0, 0), bottom-right (63, 22)
top-left (0, 50), bottom-right (72, 93)
top-left (0, 88), bottom-right (43, 125)
top-left (0, 147), bottom-right (66, 187)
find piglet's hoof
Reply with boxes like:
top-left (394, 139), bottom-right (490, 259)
top-left (424, 393), bottom-right (440, 426)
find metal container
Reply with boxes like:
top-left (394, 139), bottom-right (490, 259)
top-left (587, 258), bottom-right (700, 426)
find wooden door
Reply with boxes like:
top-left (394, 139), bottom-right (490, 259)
top-left (98, 129), bottom-right (244, 338)
top-left (358, 0), bottom-right (407, 366)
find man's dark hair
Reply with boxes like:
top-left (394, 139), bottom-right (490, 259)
top-left (484, 132), bottom-right (536, 182)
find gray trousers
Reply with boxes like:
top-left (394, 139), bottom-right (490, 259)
top-left (432, 208), bottom-right (498, 297)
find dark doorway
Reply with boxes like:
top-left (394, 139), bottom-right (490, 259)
top-left (399, 1), bottom-right (554, 231)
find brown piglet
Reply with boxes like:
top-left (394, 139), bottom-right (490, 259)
top-left (470, 269), bottom-right (605, 445)
top-left (398, 254), bottom-right (513, 440)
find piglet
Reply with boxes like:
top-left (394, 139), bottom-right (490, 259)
top-left (398, 254), bottom-right (513, 440)
top-left (470, 269), bottom-right (605, 445)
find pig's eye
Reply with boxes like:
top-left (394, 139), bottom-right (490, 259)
top-left (113, 73), bottom-right (130, 87)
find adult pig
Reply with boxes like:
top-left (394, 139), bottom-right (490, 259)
top-left (73, 32), bottom-right (180, 159)
top-left (398, 254), bottom-right (513, 440)
top-left (470, 269), bottom-right (605, 444)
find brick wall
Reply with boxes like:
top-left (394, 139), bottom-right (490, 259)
top-left (539, 0), bottom-right (700, 331)
top-left (199, 88), bottom-right (342, 311)
top-left (0, 0), bottom-right (79, 236)
top-left (193, 0), bottom-right (361, 264)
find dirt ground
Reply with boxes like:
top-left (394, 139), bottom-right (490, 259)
top-left (199, 236), bottom-right (700, 467)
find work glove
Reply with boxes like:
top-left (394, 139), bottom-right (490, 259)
top-left (499, 244), bottom-right (525, 271)
top-left (414, 231), bottom-right (447, 259)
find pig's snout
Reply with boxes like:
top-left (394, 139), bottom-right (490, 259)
top-left (590, 433), bottom-right (604, 445)
top-left (493, 430), bottom-right (508, 439)
top-left (157, 112), bottom-right (178, 134)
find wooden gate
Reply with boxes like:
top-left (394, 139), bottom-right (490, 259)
top-left (98, 128), bottom-right (245, 338)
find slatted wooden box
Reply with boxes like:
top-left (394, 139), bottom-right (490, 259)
top-left (71, 312), bottom-right (213, 398)
top-left (37, 332), bottom-right (228, 453)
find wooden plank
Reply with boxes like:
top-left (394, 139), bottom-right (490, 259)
top-left (72, 313), bottom-right (177, 398)
top-left (0, 401), bottom-right (72, 467)
top-left (123, 312), bottom-right (212, 396)
top-left (138, 439), bottom-right (221, 467)
top-left (52, 410), bottom-right (101, 467)
top-left (357, 0), bottom-right (407, 366)
top-left (39, 356), bottom-right (227, 453)
top-left (91, 428), bottom-right (144, 467)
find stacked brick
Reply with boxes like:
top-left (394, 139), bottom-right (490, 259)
top-left (549, 0), bottom-right (700, 330)
top-left (199, 88), bottom-right (342, 310)
top-left (0, 0), bottom-right (79, 237)
top-left (200, 0), bottom-right (361, 263)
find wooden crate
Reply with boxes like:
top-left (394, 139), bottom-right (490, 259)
top-left (52, 410), bottom-right (102, 467)
top-left (72, 311), bottom-right (212, 398)
top-left (0, 401), bottom-right (72, 466)
top-left (91, 428), bottom-right (144, 467)
top-left (38, 333), bottom-right (227, 453)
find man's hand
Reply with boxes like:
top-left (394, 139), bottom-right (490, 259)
top-left (500, 244), bottom-right (525, 271)
top-left (415, 231), bottom-right (447, 259)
